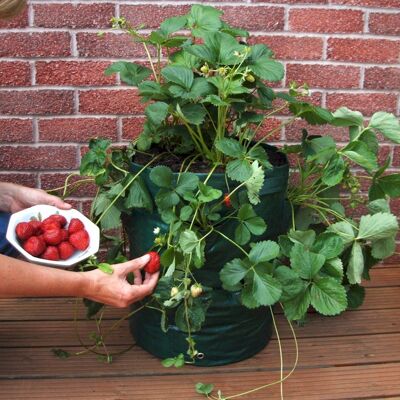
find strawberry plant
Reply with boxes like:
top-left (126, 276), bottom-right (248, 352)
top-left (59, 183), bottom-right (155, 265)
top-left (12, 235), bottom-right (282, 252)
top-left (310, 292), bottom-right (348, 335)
top-left (77, 4), bottom-right (400, 398)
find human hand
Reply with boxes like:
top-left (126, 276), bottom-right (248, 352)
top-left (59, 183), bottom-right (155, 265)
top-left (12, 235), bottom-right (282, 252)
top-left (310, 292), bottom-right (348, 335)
top-left (0, 182), bottom-right (71, 213)
top-left (82, 254), bottom-right (159, 308)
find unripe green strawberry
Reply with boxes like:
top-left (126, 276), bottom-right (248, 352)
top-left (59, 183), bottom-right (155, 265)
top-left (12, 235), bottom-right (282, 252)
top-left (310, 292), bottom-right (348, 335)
top-left (190, 284), bottom-right (203, 298)
top-left (245, 74), bottom-right (255, 82)
top-left (170, 287), bottom-right (179, 297)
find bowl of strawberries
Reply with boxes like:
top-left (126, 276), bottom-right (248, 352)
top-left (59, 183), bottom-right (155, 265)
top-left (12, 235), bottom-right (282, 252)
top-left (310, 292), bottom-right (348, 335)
top-left (6, 205), bottom-right (100, 267)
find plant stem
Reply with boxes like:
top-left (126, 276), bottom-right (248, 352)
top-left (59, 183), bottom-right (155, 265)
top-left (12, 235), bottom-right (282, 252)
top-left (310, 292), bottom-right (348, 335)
top-left (96, 154), bottom-right (163, 226)
top-left (223, 305), bottom-right (299, 400)
top-left (214, 229), bottom-right (249, 257)
top-left (143, 42), bottom-right (158, 83)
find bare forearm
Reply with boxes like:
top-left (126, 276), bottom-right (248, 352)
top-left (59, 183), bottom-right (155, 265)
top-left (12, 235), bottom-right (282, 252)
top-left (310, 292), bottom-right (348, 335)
top-left (0, 254), bottom-right (88, 298)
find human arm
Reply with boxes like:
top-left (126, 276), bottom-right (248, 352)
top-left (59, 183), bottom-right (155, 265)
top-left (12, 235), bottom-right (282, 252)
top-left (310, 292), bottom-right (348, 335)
top-left (0, 182), bottom-right (71, 213)
top-left (0, 253), bottom-right (159, 307)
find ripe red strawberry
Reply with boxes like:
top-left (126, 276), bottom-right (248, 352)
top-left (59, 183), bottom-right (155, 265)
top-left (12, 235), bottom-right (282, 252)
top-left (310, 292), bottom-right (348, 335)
top-left (223, 193), bottom-right (232, 208)
top-left (48, 214), bottom-right (67, 227)
top-left (23, 236), bottom-right (46, 257)
top-left (29, 220), bottom-right (42, 235)
top-left (43, 228), bottom-right (63, 245)
top-left (69, 229), bottom-right (89, 251)
top-left (60, 229), bottom-right (69, 241)
top-left (15, 222), bottom-right (34, 241)
top-left (42, 246), bottom-right (60, 261)
top-left (144, 251), bottom-right (160, 274)
top-left (68, 218), bottom-right (85, 234)
top-left (42, 221), bottom-right (61, 231)
top-left (58, 241), bottom-right (75, 260)
top-left (42, 216), bottom-right (62, 228)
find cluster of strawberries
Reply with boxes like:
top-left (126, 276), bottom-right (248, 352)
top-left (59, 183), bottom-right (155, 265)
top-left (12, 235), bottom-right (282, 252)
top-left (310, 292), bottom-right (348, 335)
top-left (15, 214), bottom-right (90, 261)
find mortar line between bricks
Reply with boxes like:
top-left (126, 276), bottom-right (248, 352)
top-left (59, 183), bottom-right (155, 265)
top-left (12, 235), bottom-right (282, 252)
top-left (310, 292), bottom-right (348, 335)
top-left (283, 5), bottom-right (289, 32)
top-left (25, 1), bottom-right (400, 13)
top-left (114, 2), bottom-right (120, 18)
top-left (28, 2), bottom-right (34, 28)
top-left (397, 95), bottom-right (400, 116)
top-left (364, 10), bottom-right (370, 34)
top-left (32, 118), bottom-right (39, 143)
top-left (2, 28), bottom-right (400, 41)
top-left (1, 87), bottom-right (399, 94)
top-left (359, 66), bottom-right (365, 89)
top-left (1, 58), bottom-right (399, 68)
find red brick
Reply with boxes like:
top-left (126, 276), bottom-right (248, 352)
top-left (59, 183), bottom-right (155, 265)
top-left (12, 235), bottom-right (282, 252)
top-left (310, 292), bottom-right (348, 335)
top-left (0, 33), bottom-right (71, 58)
top-left (326, 93), bottom-right (398, 116)
top-left (120, 5), bottom-right (189, 29)
top-left (330, 0), bottom-right (400, 8)
top-left (285, 119), bottom-right (348, 142)
top-left (122, 117), bottom-right (145, 140)
top-left (369, 13), bottom-right (400, 36)
top-left (364, 67), bottom-right (400, 90)
top-left (327, 38), bottom-right (400, 63)
top-left (289, 9), bottom-right (364, 33)
top-left (34, 3), bottom-right (114, 28)
top-left (251, 36), bottom-right (323, 60)
top-left (0, 6), bottom-right (28, 28)
top-left (286, 64), bottom-right (360, 89)
top-left (36, 62), bottom-right (115, 86)
top-left (40, 173), bottom-right (97, 198)
top-left (221, 6), bottom-right (284, 31)
top-left (0, 146), bottom-right (78, 170)
top-left (39, 118), bottom-right (118, 142)
top-left (0, 90), bottom-right (74, 116)
top-left (0, 173), bottom-right (37, 187)
top-left (253, 0), bottom-right (327, 3)
top-left (79, 89), bottom-right (145, 115)
top-left (0, 62), bottom-right (30, 86)
top-left (0, 119), bottom-right (33, 143)
top-left (256, 117), bottom-right (282, 142)
top-left (77, 33), bottom-right (149, 58)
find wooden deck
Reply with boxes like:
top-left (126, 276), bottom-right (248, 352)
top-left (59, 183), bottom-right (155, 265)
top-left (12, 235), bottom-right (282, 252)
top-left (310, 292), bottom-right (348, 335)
top-left (1, 264), bottom-right (400, 400)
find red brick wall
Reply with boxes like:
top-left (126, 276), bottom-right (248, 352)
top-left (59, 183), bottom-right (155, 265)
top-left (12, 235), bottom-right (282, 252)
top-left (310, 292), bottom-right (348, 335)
top-left (0, 1), bottom-right (399, 227)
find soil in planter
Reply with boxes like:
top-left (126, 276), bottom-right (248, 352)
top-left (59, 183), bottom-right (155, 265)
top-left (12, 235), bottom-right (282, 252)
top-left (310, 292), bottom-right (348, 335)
top-left (133, 144), bottom-right (287, 173)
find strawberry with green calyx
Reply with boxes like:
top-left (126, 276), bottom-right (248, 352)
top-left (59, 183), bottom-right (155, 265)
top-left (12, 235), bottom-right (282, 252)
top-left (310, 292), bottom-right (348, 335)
top-left (190, 284), bottom-right (203, 298)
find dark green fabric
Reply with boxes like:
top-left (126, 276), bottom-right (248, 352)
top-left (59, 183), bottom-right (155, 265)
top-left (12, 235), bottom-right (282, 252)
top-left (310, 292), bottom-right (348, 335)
top-left (125, 152), bottom-right (289, 366)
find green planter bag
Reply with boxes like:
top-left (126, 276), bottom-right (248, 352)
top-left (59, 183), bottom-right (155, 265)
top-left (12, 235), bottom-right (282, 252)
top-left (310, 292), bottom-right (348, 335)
top-left (124, 152), bottom-right (289, 366)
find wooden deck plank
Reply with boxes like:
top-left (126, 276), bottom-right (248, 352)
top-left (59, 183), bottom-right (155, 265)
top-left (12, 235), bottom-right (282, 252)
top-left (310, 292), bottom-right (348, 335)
top-left (0, 265), bottom-right (398, 400)
top-left (1, 308), bottom-right (400, 348)
top-left (1, 363), bottom-right (400, 400)
top-left (0, 332), bottom-right (399, 379)
top-left (0, 278), bottom-right (399, 322)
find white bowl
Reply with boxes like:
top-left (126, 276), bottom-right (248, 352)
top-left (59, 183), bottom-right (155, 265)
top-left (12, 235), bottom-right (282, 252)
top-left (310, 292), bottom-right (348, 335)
top-left (6, 205), bottom-right (100, 268)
